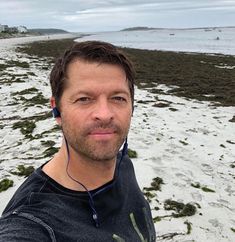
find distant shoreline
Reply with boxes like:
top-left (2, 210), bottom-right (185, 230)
top-left (121, 26), bottom-right (235, 31)
top-left (0, 33), bottom-right (31, 39)
top-left (0, 32), bottom-right (77, 40)
top-left (0, 34), bottom-right (79, 53)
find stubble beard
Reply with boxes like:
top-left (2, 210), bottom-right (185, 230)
top-left (62, 122), bottom-right (130, 163)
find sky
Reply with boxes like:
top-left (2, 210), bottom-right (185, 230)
top-left (0, 0), bottom-right (235, 32)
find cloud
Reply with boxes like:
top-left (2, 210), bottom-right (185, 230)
top-left (0, 0), bottom-right (235, 31)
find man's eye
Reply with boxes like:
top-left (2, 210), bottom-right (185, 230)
top-left (112, 96), bottom-right (126, 102)
top-left (76, 97), bottom-right (91, 103)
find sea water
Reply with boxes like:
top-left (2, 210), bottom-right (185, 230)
top-left (77, 27), bottom-right (235, 55)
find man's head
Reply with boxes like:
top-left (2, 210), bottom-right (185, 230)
top-left (49, 41), bottom-right (135, 162)
top-left (50, 40), bottom-right (135, 111)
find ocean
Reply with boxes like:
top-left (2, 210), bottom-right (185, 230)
top-left (77, 27), bottom-right (235, 55)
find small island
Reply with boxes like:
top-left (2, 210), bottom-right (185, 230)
top-left (28, 28), bottom-right (69, 35)
top-left (121, 26), bottom-right (156, 31)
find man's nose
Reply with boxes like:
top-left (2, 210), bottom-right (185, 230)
top-left (92, 99), bottom-right (114, 122)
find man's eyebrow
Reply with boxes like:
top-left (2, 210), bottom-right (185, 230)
top-left (70, 90), bottom-right (130, 98)
top-left (70, 91), bottom-right (91, 99)
top-left (111, 90), bottom-right (131, 96)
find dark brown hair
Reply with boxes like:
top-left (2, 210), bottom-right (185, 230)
top-left (49, 40), bottom-right (135, 109)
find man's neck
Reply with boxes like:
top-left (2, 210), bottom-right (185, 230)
top-left (42, 143), bottom-right (116, 191)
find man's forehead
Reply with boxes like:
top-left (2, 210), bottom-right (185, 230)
top-left (63, 61), bottom-right (129, 91)
top-left (67, 58), bottom-right (125, 71)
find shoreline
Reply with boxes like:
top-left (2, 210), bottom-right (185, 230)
top-left (0, 33), bottom-right (78, 52)
top-left (0, 33), bottom-right (41, 40)
top-left (0, 32), bottom-right (76, 40)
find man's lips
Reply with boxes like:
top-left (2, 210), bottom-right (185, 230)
top-left (88, 129), bottom-right (116, 138)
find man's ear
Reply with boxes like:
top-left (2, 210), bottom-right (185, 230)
top-left (50, 97), bottom-right (62, 126)
top-left (50, 96), bottom-right (56, 109)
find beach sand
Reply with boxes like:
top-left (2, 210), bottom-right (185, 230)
top-left (0, 36), bottom-right (235, 241)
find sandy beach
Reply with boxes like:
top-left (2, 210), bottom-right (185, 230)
top-left (0, 33), bottom-right (235, 241)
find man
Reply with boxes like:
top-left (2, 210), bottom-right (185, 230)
top-left (0, 41), bottom-right (156, 241)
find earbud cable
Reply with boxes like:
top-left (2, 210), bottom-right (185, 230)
top-left (63, 136), bottom-right (128, 227)
top-left (64, 136), bottom-right (99, 227)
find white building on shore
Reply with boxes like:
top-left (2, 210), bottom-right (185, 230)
top-left (17, 26), bottom-right (28, 33)
top-left (0, 24), bottom-right (27, 33)
top-left (0, 24), bottom-right (9, 32)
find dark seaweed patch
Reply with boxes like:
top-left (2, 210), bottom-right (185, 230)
top-left (12, 120), bottom-right (36, 137)
top-left (127, 148), bottom-right (138, 158)
top-left (0, 178), bottom-right (14, 192)
top-left (10, 165), bottom-right (35, 177)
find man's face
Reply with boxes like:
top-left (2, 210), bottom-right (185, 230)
top-left (58, 59), bottom-right (132, 162)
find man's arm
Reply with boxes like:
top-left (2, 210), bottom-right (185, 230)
top-left (0, 215), bottom-right (52, 242)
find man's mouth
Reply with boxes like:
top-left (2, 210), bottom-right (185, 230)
top-left (88, 129), bottom-right (117, 139)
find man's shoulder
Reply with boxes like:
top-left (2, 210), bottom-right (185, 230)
top-left (2, 167), bottom-right (47, 215)
top-left (0, 213), bottom-right (52, 242)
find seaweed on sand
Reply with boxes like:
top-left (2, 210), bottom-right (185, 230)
top-left (127, 148), bottom-right (138, 158)
top-left (10, 165), bottom-right (35, 177)
top-left (6, 60), bottom-right (30, 68)
top-left (12, 120), bottom-right (36, 138)
top-left (17, 38), bottom-right (235, 106)
top-left (0, 178), bottom-right (14, 192)
top-left (164, 199), bottom-right (197, 218)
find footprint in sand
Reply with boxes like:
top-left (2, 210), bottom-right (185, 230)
top-left (208, 218), bottom-right (223, 229)
top-left (225, 185), bottom-right (235, 196)
top-left (191, 192), bottom-right (203, 202)
top-left (201, 163), bottom-right (214, 176)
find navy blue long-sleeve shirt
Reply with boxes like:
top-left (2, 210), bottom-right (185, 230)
top-left (0, 155), bottom-right (156, 241)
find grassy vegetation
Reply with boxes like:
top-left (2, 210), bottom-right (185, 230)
top-left (16, 38), bottom-right (76, 63)
top-left (127, 148), bottom-right (138, 158)
top-left (43, 146), bottom-right (59, 158)
top-left (201, 187), bottom-right (216, 193)
top-left (0, 178), bottom-right (14, 192)
top-left (153, 216), bottom-right (162, 223)
top-left (10, 165), bottom-right (35, 177)
top-left (184, 221), bottom-right (192, 234)
top-left (41, 140), bottom-right (56, 147)
top-left (191, 182), bottom-right (216, 193)
top-left (230, 162), bottom-right (235, 168)
top-left (229, 116), bottom-right (235, 122)
top-left (12, 120), bottom-right (36, 138)
top-left (143, 177), bottom-right (164, 192)
top-left (143, 176), bottom-right (199, 224)
top-left (0, 63), bottom-right (9, 72)
top-left (12, 87), bottom-right (38, 96)
top-left (179, 140), bottom-right (189, 146)
top-left (164, 199), bottom-right (197, 218)
top-left (143, 177), bottom-right (164, 203)
top-left (6, 60), bottom-right (30, 68)
top-left (0, 73), bottom-right (28, 85)
top-left (124, 47), bottom-right (235, 107)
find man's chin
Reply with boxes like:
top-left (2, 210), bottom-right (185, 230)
top-left (74, 137), bottom-right (124, 162)
top-left (81, 145), bottom-right (119, 162)
top-left (87, 149), bottom-right (118, 162)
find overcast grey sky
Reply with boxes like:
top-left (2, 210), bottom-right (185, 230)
top-left (0, 0), bottom-right (235, 32)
